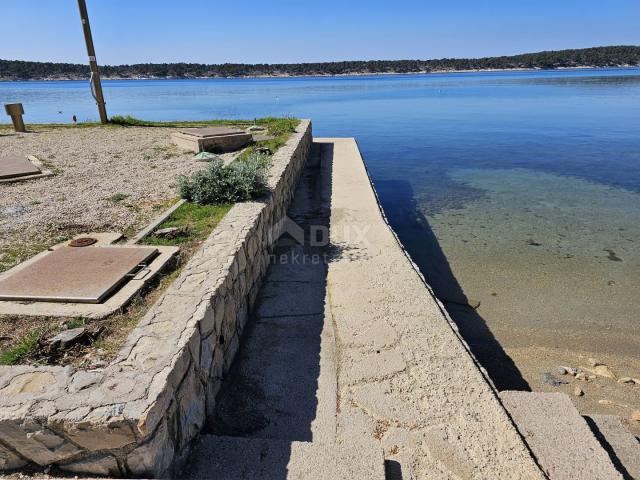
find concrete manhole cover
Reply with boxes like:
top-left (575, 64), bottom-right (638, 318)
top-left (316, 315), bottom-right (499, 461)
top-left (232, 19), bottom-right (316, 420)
top-left (0, 154), bottom-right (41, 180)
top-left (0, 246), bottom-right (158, 304)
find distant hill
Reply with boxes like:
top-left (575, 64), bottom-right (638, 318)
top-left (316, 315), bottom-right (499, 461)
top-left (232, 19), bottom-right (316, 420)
top-left (1, 46), bottom-right (639, 81)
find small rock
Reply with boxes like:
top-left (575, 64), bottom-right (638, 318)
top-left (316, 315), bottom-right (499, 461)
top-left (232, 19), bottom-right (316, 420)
top-left (632, 411), bottom-right (640, 422)
top-left (588, 358), bottom-right (602, 367)
top-left (557, 366), bottom-right (568, 375)
top-left (88, 360), bottom-right (107, 369)
top-left (598, 399), bottom-right (614, 406)
top-left (576, 372), bottom-right (589, 381)
top-left (574, 387), bottom-right (584, 397)
top-left (154, 226), bottom-right (186, 239)
top-left (543, 372), bottom-right (568, 387)
top-left (590, 364), bottom-right (616, 379)
top-left (558, 366), bottom-right (578, 376)
top-left (46, 327), bottom-right (87, 349)
top-left (193, 151), bottom-right (221, 162)
top-left (618, 377), bottom-right (634, 384)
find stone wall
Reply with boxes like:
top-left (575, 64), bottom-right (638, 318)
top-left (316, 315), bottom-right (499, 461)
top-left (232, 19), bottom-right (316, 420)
top-left (0, 120), bottom-right (312, 477)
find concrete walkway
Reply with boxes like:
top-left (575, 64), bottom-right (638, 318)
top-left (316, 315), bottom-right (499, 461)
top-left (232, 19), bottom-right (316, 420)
top-left (185, 143), bottom-right (384, 479)
top-left (320, 138), bottom-right (545, 479)
top-left (185, 139), bottom-right (545, 479)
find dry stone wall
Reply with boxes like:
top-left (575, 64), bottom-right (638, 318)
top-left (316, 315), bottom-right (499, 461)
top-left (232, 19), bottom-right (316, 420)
top-left (0, 120), bottom-right (312, 477)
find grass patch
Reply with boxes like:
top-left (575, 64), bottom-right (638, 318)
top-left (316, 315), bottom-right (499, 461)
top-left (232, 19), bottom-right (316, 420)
top-left (0, 328), bottom-right (45, 365)
top-left (108, 115), bottom-right (299, 132)
top-left (237, 117), bottom-right (299, 161)
top-left (142, 201), bottom-right (233, 247)
top-left (1, 116), bottom-right (300, 141)
top-left (0, 240), bottom-right (56, 274)
top-left (0, 317), bottom-right (88, 366)
top-left (109, 192), bottom-right (130, 204)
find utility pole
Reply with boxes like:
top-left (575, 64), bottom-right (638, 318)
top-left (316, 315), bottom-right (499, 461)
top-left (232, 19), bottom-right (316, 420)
top-left (77, 0), bottom-right (108, 123)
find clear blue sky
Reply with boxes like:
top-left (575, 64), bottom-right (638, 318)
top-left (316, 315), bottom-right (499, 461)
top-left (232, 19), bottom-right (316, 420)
top-left (2, 0), bottom-right (639, 65)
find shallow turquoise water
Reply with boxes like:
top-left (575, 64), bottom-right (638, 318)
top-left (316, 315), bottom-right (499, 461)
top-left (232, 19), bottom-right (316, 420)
top-left (2, 70), bottom-right (640, 381)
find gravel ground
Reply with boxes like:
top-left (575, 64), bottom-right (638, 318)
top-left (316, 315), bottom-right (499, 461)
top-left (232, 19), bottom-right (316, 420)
top-left (0, 125), bottom-right (234, 269)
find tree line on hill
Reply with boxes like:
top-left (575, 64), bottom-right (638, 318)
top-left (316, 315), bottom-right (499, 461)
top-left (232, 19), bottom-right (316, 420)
top-left (1, 46), bottom-right (639, 81)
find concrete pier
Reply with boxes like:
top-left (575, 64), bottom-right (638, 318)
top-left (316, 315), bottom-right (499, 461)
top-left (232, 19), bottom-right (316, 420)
top-left (186, 139), bottom-right (546, 479)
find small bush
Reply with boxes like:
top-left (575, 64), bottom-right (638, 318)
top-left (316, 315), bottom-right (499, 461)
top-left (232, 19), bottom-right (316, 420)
top-left (109, 115), bottom-right (152, 126)
top-left (177, 154), bottom-right (269, 204)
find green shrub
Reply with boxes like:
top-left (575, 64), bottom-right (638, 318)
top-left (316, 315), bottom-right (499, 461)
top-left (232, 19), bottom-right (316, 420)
top-left (109, 115), bottom-right (151, 126)
top-left (177, 154), bottom-right (269, 204)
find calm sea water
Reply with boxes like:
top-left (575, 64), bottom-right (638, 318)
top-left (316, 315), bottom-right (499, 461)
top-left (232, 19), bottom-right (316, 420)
top-left (2, 70), bottom-right (640, 385)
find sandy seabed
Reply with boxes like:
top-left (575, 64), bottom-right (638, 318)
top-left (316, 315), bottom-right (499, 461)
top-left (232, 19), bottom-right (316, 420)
top-left (426, 167), bottom-right (640, 436)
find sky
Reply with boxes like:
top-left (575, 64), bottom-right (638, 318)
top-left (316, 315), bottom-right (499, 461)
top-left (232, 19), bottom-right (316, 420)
top-left (2, 0), bottom-right (639, 65)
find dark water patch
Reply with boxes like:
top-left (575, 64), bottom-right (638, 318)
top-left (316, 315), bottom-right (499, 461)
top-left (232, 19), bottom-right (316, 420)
top-left (375, 178), bottom-right (529, 391)
top-left (603, 249), bottom-right (623, 262)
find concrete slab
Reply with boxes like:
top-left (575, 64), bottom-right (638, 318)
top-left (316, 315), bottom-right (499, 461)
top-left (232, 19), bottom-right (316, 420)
top-left (501, 391), bottom-right (623, 479)
top-left (0, 246), bottom-right (158, 303)
top-left (185, 436), bottom-right (385, 480)
top-left (0, 155), bottom-right (53, 183)
top-left (178, 127), bottom-right (245, 138)
top-left (171, 127), bottom-right (252, 153)
top-left (211, 314), bottom-right (329, 441)
top-left (255, 280), bottom-right (326, 318)
top-left (0, 154), bottom-right (40, 179)
top-left (586, 414), bottom-right (640, 480)
top-left (0, 246), bottom-right (178, 319)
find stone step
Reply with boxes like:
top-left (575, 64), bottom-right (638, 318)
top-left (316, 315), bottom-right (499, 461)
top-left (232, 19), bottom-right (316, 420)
top-left (500, 391), bottom-right (623, 479)
top-left (184, 435), bottom-right (385, 480)
top-left (585, 414), bottom-right (640, 480)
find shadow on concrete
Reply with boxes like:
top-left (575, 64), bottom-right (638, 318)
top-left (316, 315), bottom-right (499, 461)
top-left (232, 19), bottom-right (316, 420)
top-left (375, 179), bottom-right (530, 391)
top-left (188, 143), bottom-right (334, 479)
top-left (584, 417), bottom-right (635, 480)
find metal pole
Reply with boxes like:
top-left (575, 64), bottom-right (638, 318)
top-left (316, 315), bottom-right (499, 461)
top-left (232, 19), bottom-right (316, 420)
top-left (77, 0), bottom-right (108, 123)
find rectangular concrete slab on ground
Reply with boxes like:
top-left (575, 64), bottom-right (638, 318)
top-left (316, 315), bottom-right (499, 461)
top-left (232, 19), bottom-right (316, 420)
top-left (500, 391), bottom-right (623, 479)
top-left (177, 127), bottom-right (245, 137)
top-left (0, 246), bottom-right (158, 303)
top-left (0, 154), bottom-right (41, 179)
top-left (586, 414), bottom-right (640, 480)
top-left (171, 127), bottom-right (252, 153)
top-left (186, 436), bottom-right (385, 480)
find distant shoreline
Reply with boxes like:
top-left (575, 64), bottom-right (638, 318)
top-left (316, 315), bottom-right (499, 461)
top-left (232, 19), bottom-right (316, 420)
top-left (2, 65), bottom-right (639, 82)
top-left (3, 46), bottom-right (639, 81)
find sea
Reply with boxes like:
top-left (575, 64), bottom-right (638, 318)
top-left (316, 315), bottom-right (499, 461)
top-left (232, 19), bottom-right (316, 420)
top-left (2, 68), bottom-right (639, 390)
